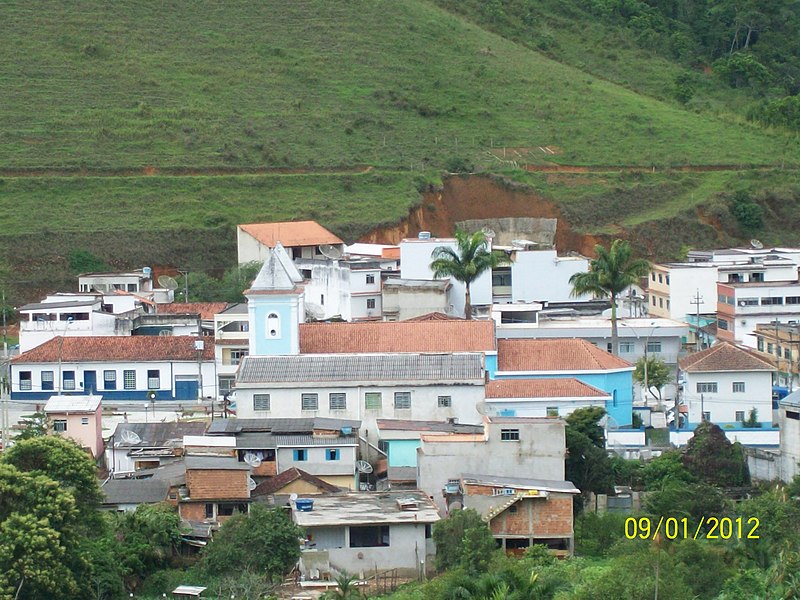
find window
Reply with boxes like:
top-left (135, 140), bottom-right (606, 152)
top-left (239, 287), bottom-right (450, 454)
top-left (607, 342), bottom-right (613, 353)
top-left (658, 274), bottom-right (663, 283)
top-left (787, 296), bottom-right (800, 305)
top-left (365, 392), bottom-right (382, 409)
top-left (659, 298), bottom-right (663, 308)
top-left (366, 298), bottom-right (376, 309)
top-left (123, 370), bottom-right (136, 390)
top-left (219, 376), bottom-right (235, 396)
top-left (394, 392), bottom-right (411, 409)
top-left (253, 394), bottom-right (271, 411)
top-left (294, 449), bottom-right (307, 462)
top-left (501, 429), bottom-right (520, 441)
top-left (666, 276), bottom-right (670, 285)
top-left (651, 273), bottom-right (656, 282)
top-left (646, 341), bottom-right (662, 353)
top-left (651, 296), bottom-right (656, 306)
top-left (718, 318), bottom-right (729, 331)
top-left (53, 420), bottom-right (67, 432)
top-left (267, 312), bottom-right (281, 338)
top-left (329, 393), bottom-right (346, 410)
top-left (19, 371), bottom-right (31, 391)
top-left (546, 406), bottom-right (559, 417)
top-left (326, 449), bottom-right (340, 461)
top-left (41, 371), bottom-right (54, 391)
top-left (438, 395), bottom-right (452, 408)
top-left (787, 348), bottom-right (794, 360)
top-left (787, 411), bottom-right (800, 421)
top-left (702, 411), bottom-right (711, 421)
top-left (762, 297), bottom-right (783, 305)
top-left (349, 525), bottom-right (390, 547)
top-left (81, 417), bottom-right (89, 425)
top-left (104, 370), bottom-right (117, 390)
top-left (751, 272), bottom-right (765, 282)
top-left (757, 338), bottom-right (765, 352)
top-left (63, 371), bottom-right (75, 391)
top-left (740, 298), bottom-right (759, 306)
top-left (127, 283), bottom-right (137, 292)
top-left (320, 294), bottom-right (325, 306)
top-left (217, 502), bottom-right (248, 517)
top-left (696, 382), bottom-right (718, 393)
top-left (302, 393), bottom-right (319, 411)
top-left (230, 349), bottom-right (248, 366)
top-left (509, 504), bottom-right (518, 514)
top-left (619, 341), bottom-right (634, 353)
top-left (366, 274), bottom-right (375, 284)
top-left (147, 369), bottom-right (160, 389)
top-left (735, 411), bottom-right (745, 422)
top-left (733, 382), bottom-right (746, 393)
top-left (768, 343), bottom-right (775, 354)
top-left (205, 503), bottom-right (214, 519)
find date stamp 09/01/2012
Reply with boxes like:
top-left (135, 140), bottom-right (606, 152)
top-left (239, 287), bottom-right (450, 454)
top-left (624, 516), bottom-right (761, 541)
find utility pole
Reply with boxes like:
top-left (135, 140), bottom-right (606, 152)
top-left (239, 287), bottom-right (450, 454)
top-left (689, 289), bottom-right (703, 351)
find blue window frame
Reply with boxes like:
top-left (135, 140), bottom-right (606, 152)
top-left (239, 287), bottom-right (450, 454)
top-left (294, 449), bottom-right (307, 462)
top-left (326, 449), bottom-right (340, 461)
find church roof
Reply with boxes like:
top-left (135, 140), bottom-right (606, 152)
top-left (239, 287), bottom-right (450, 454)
top-left (247, 242), bottom-right (303, 293)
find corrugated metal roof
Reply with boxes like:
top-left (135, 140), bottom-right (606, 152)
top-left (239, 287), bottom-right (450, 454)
top-left (238, 353), bottom-right (483, 384)
top-left (208, 417), bottom-right (361, 435)
top-left (461, 473), bottom-right (580, 494)
top-left (102, 479), bottom-right (170, 505)
top-left (184, 456), bottom-right (250, 470)
top-left (273, 434), bottom-right (358, 447)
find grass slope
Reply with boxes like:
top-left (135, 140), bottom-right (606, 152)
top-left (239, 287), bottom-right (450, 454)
top-left (1, 0), bottom-right (796, 170)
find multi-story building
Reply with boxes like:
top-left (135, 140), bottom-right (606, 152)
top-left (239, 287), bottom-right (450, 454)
top-left (752, 321), bottom-right (800, 388)
top-left (716, 280), bottom-right (800, 347)
top-left (237, 220), bottom-right (344, 264)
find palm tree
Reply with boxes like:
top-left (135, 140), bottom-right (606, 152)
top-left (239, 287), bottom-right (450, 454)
top-left (569, 239), bottom-right (651, 356)
top-left (430, 230), bottom-right (509, 319)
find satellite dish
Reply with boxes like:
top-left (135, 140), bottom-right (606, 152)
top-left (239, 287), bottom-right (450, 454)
top-left (243, 452), bottom-right (262, 468)
top-left (248, 476), bottom-right (257, 491)
top-left (289, 493), bottom-right (299, 503)
top-left (157, 275), bottom-right (179, 290)
top-left (356, 460), bottom-right (373, 474)
top-left (482, 227), bottom-right (496, 239)
top-left (319, 244), bottom-right (343, 260)
top-left (600, 415), bottom-right (619, 431)
top-left (474, 401), bottom-right (488, 416)
top-left (120, 429), bottom-right (142, 445)
top-left (91, 284), bottom-right (106, 294)
top-left (750, 239), bottom-right (764, 249)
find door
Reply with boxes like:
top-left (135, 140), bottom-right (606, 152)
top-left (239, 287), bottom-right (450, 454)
top-left (83, 371), bottom-right (97, 393)
top-left (174, 378), bottom-right (199, 400)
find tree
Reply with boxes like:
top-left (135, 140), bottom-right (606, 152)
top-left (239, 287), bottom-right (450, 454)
top-left (569, 239), bottom-right (651, 355)
top-left (3, 436), bottom-right (103, 523)
top-left (202, 504), bottom-right (303, 579)
top-left (14, 411), bottom-right (49, 440)
top-left (633, 356), bottom-right (671, 402)
top-left (682, 421), bottom-right (750, 487)
top-left (432, 508), bottom-right (497, 574)
top-left (430, 230), bottom-right (508, 319)
top-left (565, 408), bottom-right (615, 510)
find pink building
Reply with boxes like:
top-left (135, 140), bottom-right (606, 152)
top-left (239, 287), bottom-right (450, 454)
top-left (44, 395), bottom-right (104, 457)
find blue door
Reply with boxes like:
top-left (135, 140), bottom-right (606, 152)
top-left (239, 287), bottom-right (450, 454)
top-left (83, 371), bottom-right (97, 393)
top-left (175, 379), bottom-right (198, 400)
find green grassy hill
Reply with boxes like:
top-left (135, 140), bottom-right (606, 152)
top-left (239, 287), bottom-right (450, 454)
top-left (2, 0), bottom-right (795, 169)
top-left (1, 1), bottom-right (798, 303)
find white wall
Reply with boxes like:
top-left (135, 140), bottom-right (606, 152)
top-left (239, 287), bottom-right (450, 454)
top-left (400, 239), bottom-right (492, 317)
top-left (276, 445), bottom-right (357, 477)
top-left (237, 228), bottom-right (270, 264)
top-left (662, 266), bottom-right (718, 320)
top-left (511, 251), bottom-right (589, 303)
top-left (780, 406), bottom-right (800, 481)
top-left (486, 397), bottom-right (606, 418)
top-left (236, 383), bottom-right (485, 444)
top-left (670, 428), bottom-right (779, 447)
top-left (683, 371), bottom-right (773, 424)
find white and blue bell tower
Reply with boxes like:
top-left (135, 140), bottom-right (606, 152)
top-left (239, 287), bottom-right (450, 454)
top-left (246, 242), bottom-right (305, 355)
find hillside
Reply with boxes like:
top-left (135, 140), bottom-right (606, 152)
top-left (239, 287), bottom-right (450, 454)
top-left (1, 1), bottom-right (799, 304)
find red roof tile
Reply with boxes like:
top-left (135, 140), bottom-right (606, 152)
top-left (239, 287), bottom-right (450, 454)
top-left (251, 468), bottom-right (341, 497)
top-left (299, 320), bottom-right (496, 354)
top-left (679, 341), bottom-right (775, 373)
top-left (12, 336), bottom-right (215, 363)
top-left (404, 312), bottom-right (464, 322)
top-left (486, 378), bottom-right (609, 399)
top-left (157, 303), bottom-right (228, 321)
top-left (497, 339), bottom-right (632, 372)
top-left (239, 221), bottom-right (343, 248)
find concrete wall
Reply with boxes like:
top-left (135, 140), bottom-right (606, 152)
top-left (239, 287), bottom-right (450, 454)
top-left (236, 383), bottom-right (485, 445)
top-left (511, 251), bottom-right (589, 304)
top-left (382, 285), bottom-right (449, 321)
top-left (486, 397), bottom-right (604, 419)
top-left (670, 428), bottom-right (779, 447)
top-left (648, 265), bottom-right (718, 320)
top-left (386, 439), bottom-right (421, 467)
top-left (780, 406), bottom-right (800, 482)
top-left (305, 523), bottom-right (432, 577)
top-left (48, 408), bottom-right (103, 457)
top-left (417, 420), bottom-right (566, 512)
top-left (684, 371), bottom-right (773, 426)
top-left (276, 445), bottom-right (357, 477)
top-left (237, 228), bottom-right (270, 264)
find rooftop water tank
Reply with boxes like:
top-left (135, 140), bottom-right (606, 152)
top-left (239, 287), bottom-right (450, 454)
top-left (418, 231), bottom-right (431, 240)
top-left (142, 266), bottom-right (152, 278)
top-left (295, 499), bottom-right (314, 512)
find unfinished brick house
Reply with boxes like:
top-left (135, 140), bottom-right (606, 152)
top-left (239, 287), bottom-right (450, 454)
top-left (178, 456), bottom-right (252, 525)
top-left (458, 474), bottom-right (579, 556)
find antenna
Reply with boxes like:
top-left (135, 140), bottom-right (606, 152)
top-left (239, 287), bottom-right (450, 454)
top-left (157, 275), bottom-right (179, 290)
top-left (120, 429), bottom-right (142, 445)
top-left (319, 244), bottom-right (343, 260)
top-left (750, 239), bottom-right (764, 250)
top-left (243, 452), bottom-right (262, 468)
top-left (247, 476), bottom-right (257, 491)
top-left (356, 460), bottom-right (373, 474)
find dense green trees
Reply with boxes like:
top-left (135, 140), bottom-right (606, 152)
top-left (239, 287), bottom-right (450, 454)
top-left (431, 508), bottom-right (498, 574)
top-left (175, 261), bottom-right (262, 303)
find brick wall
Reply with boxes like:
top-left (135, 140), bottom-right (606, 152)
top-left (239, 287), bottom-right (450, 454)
top-left (186, 468), bottom-right (249, 500)
top-left (179, 502), bottom-right (207, 522)
top-left (489, 494), bottom-right (573, 537)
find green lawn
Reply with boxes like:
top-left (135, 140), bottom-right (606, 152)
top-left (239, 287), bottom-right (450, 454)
top-left (1, 0), bottom-right (796, 170)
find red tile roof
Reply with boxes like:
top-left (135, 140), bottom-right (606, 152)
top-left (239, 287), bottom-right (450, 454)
top-left (299, 320), bottom-right (496, 354)
top-left (251, 468), bottom-right (341, 497)
top-left (12, 336), bottom-right (215, 363)
top-left (497, 339), bottom-right (632, 372)
top-left (404, 312), bottom-right (464, 322)
top-left (157, 303), bottom-right (228, 321)
top-left (486, 378), bottom-right (610, 399)
top-left (679, 341), bottom-right (775, 373)
top-left (239, 221), bottom-right (343, 248)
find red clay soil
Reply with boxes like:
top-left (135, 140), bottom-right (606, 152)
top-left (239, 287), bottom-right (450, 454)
top-left (360, 175), bottom-right (605, 256)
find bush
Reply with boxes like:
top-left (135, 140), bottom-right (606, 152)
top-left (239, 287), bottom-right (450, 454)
top-left (443, 156), bottom-right (474, 173)
top-left (432, 508), bottom-right (497, 574)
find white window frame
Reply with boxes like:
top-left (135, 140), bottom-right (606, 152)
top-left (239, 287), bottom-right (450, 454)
top-left (394, 391), bottom-right (411, 409)
top-left (301, 393), bottom-right (319, 411)
top-left (437, 395), bottom-right (452, 408)
top-left (732, 382), bottom-right (746, 393)
top-left (253, 394), bottom-right (271, 411)
top-left (329, 393), bottom-right (346, 410)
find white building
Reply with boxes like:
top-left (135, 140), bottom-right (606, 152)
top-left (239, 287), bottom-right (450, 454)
top-left (300, 259), bottom-right (384, 321)
top-left (214, 303), bottom-right (249, 398)
top-left (779, 390), bottom-right (800, 481)
top-left (717, 280), bottom-right (800, 347)
top-left (508, 248), bottom-right (590, 304)
top-left (484, 378), bottom-right (611, 418)
top-left (679, 342), bottom-right (776, 428)
top-left (237, 220), bottom-right (344, 264)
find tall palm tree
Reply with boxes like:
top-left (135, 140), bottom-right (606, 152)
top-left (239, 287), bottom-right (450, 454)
top-left (430, 230), bottom-right (509, 319)
top-left (569, 239), bottom-right (651, 355)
